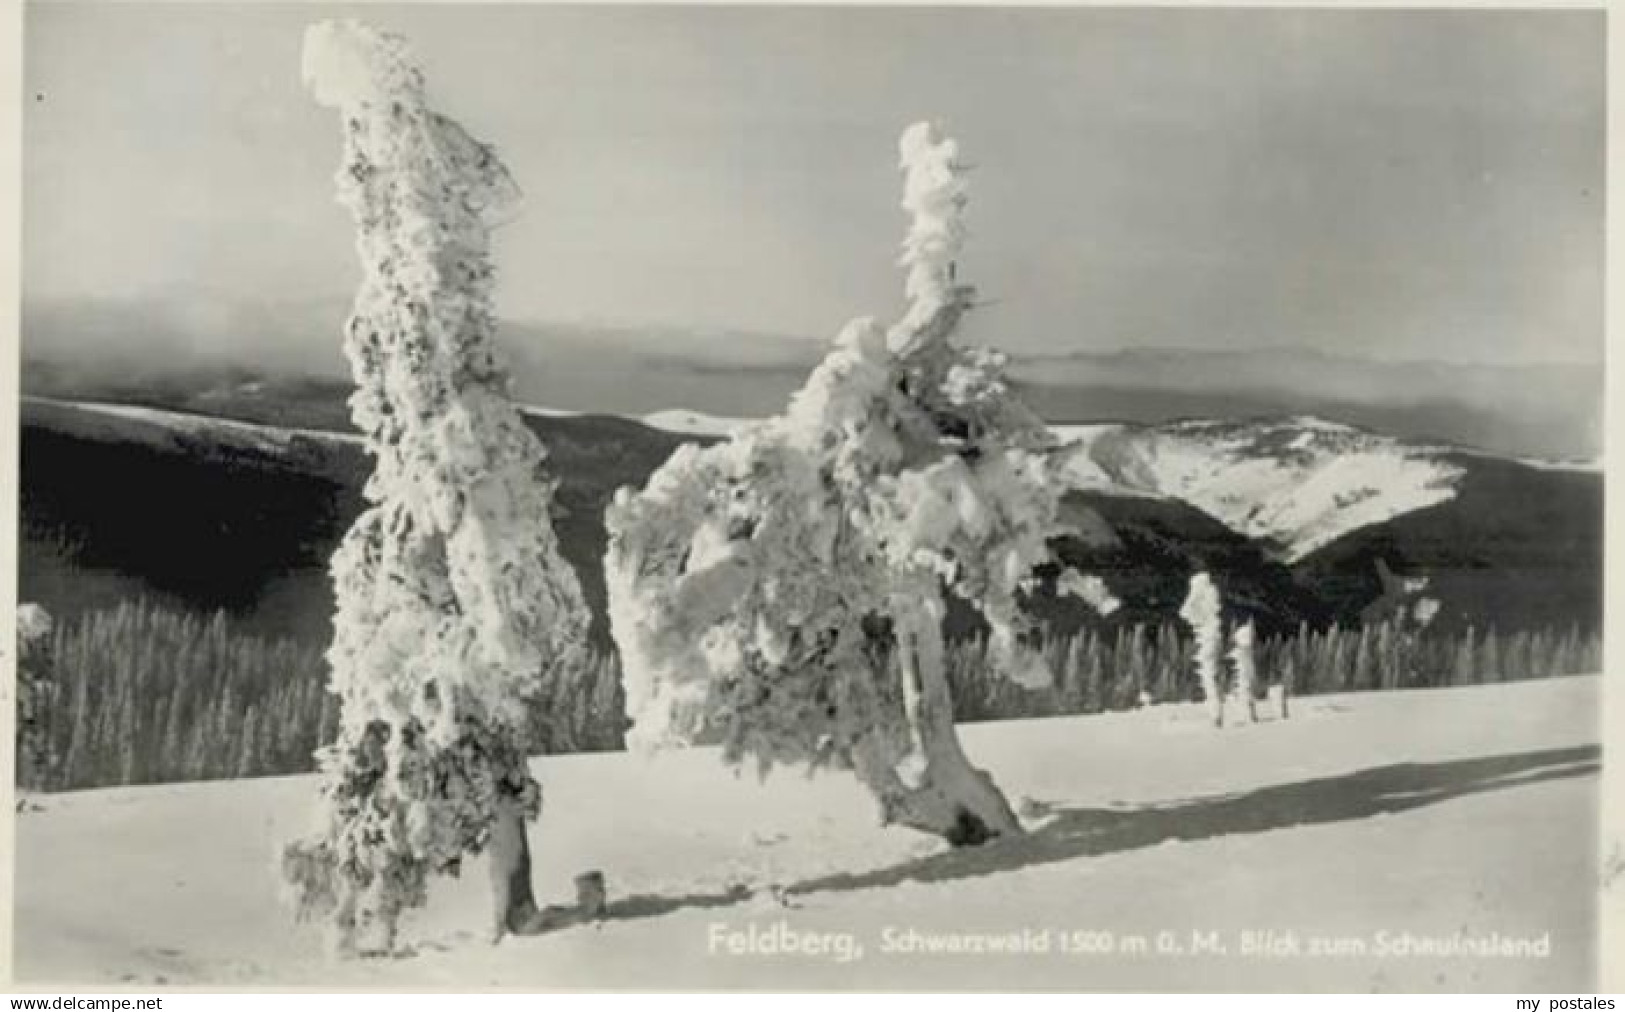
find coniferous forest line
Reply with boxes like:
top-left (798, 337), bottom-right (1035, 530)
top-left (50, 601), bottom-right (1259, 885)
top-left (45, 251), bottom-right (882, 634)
top-left (16, 594), bottom-right (1601, 793)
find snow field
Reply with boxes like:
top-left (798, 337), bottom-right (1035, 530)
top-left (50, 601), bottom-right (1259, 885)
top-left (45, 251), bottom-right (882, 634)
top-left (15, 676), bottom-right (1601, 990)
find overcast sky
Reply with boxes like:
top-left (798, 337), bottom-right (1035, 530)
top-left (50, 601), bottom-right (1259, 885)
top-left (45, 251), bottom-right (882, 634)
top-left (22, 4), bottom-right (1604, 365)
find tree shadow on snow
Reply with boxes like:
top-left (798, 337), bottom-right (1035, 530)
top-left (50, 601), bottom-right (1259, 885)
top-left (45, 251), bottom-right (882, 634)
top-left (533, 745), bottom-right (1598, 928)
top-left (520, 883), bottom-right (759, 935)
top-left (602, 883), bottom-right (756, 922)
top-left (788, 743), bottom-right (1600, 897)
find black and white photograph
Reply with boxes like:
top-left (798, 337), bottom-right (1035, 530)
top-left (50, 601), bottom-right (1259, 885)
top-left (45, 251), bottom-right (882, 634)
top-left (7, 1), bottom-right (1613, 992)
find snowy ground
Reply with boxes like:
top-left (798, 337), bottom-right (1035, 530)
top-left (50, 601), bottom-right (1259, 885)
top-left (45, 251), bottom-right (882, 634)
top-left (15, 676), bottom-right (1602, 991)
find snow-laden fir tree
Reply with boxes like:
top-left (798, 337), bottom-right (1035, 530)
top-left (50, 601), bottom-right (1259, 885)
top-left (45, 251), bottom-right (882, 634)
top-left (15, 604), bottom-right (57, 796)
top-left (1227, 617), bottom-right (1258, 724)
top-left (1179, 571), bottom-right (1225, 727)
top-left (605, 122), bottom-right (1112, 847)
top-left (281, 20), bottom-right (590, 953)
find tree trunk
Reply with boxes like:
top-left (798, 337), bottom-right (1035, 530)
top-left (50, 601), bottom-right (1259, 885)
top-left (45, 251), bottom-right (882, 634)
top-left (488, 792), bottom-right (544, 940)
top-left (1239, 689), bottom-right (1258, 724)
top-left (1270, 682), bottom-right (1289, 720)
top-left (1199, 668), bottom-right (1224, 727)
top-left (850, 613), bottom-right (1021, 847)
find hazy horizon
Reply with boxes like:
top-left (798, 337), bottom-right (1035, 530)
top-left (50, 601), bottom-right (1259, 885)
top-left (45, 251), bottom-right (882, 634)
top-left (23, 4), bottom-right (1604, 372)
top-left (22, 292), bottom-right (1604, 460)
top-left (17, 291), bottom-right (1611, 374)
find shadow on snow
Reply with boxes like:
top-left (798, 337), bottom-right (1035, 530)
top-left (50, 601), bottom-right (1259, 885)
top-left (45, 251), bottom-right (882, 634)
top-left (787, 743), bottom-right (1600, 896)
top-left (573, 743), bottom-right (1598, 928)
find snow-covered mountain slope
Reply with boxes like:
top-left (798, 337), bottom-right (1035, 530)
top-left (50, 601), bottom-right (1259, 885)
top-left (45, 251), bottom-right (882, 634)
top-left (630, 411), bottom-right (1492, 566)
top-left (16, 676), bottom-right (1601, 990)
top-left (20, 396), bottom-right (1602, 637)
top-left (25, 395), bottom-right (583, 449)
top-left (629, 411), bottom-right (1584, 569)
top-left (19, 396), bottom-right (362, 473)
top-left (18, 396), bottom-right (700, 645)
top-left (641, 408), bottom-right (752, 437)
top-left (31, 398), bottom-right (364, 449)
top-left (28, 392), bottom-right (1585, 559)
top-left (1057, 417), bottom-right (1471, 563)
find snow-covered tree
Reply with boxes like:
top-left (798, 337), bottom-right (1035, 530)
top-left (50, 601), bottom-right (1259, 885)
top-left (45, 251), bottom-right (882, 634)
top-left (15, 604), bottom-right (57, 796)
top-left (281, 20), bottom-right (590, 953)
top-left (605, 122), bottom-right (1108, 847)
top-left (1179, 571), bottom-right (1225, 727)
top-left (1227, 617), bottom-right (1258, 724)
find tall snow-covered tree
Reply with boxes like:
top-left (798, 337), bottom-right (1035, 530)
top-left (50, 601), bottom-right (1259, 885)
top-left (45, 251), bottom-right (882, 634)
top-left (605, 122), bottom-right (1110, 847)
top-left (1179, 571), bottom-right (1225, 727)
top-left (281, 20), bottom-right (590, 953)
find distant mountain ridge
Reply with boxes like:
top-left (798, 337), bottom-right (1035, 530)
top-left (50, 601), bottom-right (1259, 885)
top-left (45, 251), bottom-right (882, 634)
top-left (19, 391), bottom-right (1601, 655)
top-left (22, 298), bottom-right (1600, 458)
